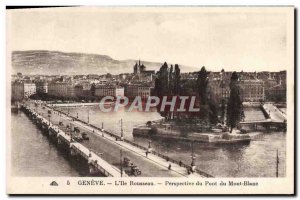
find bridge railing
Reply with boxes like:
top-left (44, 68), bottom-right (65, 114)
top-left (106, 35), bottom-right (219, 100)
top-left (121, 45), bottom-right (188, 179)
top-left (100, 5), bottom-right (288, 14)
top-left (260, 104), bottom-right (271, 119)
top-left (123, 138), bottom-right (148, 151)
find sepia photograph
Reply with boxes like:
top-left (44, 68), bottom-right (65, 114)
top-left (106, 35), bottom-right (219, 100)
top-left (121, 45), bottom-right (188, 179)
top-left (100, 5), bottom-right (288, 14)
top-left (6, 6), bottom-right (294, 195)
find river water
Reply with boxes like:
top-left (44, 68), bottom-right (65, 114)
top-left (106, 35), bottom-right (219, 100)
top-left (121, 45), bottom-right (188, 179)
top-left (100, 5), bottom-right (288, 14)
top-left (60, 106), bottom-right (286, 177)
top-left (11, 111), bottom-right (80, 177)
top-left (11, 106), bottom-right (286, 177)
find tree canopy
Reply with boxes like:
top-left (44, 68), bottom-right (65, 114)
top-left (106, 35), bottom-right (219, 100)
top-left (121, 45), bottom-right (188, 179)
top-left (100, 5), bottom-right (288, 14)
top-left (226, 71), bottom-right (244, 132)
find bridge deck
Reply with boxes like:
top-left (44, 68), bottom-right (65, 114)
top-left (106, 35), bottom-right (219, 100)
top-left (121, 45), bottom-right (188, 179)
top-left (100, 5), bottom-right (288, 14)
top-left (262, 104), bottom-right (286, 122)
top-left (71, 143), bottom-right (124, 177)
top-left (29, 103), bottom-right (204, 178)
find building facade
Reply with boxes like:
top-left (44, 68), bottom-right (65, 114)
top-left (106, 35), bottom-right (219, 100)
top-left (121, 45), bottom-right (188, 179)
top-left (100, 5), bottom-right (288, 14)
top-left (11, 82), bottom-right (24, 101)
top-left (11, 82), bottom-right (36, 101)
top-left (24, 83), bottom-right (36, 98)
top-left (239, 80), bottom-right (265, 102)
top-left (35, 81), bottom-right (48, 94)
top-left (95, 85), bottom-right (124, 97)
top-left (209, 80), bottom-right (230, 103)
top-left (125, 85), bottom-right (152, 99)
top-left (266, 84), bottom-right (286, 102)
top-left (48, 82), bottom-right (76, 98)
top-left (75, 84), bottom-right (92, 97)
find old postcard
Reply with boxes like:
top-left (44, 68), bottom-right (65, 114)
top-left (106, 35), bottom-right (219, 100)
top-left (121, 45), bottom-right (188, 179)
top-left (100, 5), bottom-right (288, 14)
top-left (6, 6), bottom-right (294, 195)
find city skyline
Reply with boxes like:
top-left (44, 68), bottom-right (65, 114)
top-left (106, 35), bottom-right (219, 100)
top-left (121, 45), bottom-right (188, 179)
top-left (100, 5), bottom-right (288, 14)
top-left (11, 49), bottom-right (287, 76)
top-left (7, 7), bottom-right (290, 72)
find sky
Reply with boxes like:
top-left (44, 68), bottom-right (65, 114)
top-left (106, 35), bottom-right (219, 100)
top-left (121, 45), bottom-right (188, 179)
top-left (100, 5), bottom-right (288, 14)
top-left (7, 7), bottom-right (292, 72)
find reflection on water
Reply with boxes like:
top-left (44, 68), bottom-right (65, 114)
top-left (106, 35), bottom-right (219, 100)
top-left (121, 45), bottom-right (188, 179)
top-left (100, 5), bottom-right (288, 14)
top-left (11, 111), bottom-right (81, 177)
top-left (61, 106), bottom-right (286, 177)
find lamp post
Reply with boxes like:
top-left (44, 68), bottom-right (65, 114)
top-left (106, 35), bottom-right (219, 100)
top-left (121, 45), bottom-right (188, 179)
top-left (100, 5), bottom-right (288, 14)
top-left (120, 119), bottom-right (124, 141)
top-left (276, 149), bottom-right (279, 177)
top-left (120, 149), bottom-right (123, 177)
top-left (190, 141), bottom-right (196, 173)
top-left (147, 140), bottom-right (152, 153)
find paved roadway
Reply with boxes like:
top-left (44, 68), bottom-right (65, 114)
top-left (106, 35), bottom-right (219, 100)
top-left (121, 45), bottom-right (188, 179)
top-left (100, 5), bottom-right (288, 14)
top-left (263, 103), bottom-right (286, 122)
top-left (30, 103), bottom-right (202, 178)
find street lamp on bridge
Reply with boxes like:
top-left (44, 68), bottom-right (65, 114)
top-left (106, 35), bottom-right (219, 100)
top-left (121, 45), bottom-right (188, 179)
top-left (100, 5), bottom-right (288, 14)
top-left (120, 119), bottom-right (124, 141)
top-left (190, 141), bottom-right (197, 173)
top-left (147, 140), bottom-right (152, 153)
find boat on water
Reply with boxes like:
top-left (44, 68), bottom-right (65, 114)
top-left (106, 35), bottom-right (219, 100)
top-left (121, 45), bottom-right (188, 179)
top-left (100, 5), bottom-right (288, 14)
top-left (132, 123), bottom-right (251, 144)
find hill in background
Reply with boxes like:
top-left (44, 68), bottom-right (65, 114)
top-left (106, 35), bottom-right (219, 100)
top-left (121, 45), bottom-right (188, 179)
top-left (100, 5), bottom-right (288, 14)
top-left (12, 50), bottom-right (197, 75)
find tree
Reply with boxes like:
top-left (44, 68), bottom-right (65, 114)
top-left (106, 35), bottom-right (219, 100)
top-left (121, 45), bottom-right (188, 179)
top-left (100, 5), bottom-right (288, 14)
top-left (226, 71), bottom-right (243, 132)
top-left (90, 83), bottom-right (96, 96)
top-left (196, 67), bottom-right (210, 123)
top-left (154, 62), bottom-right (182, 120)
top-left (173, 64), bottom-right (181, 95)
top-left (169, 65), bottom-right (174, 95)
top-left (195, 66), bottom-right (220, 125)
top-left (154, 62), bottom-right (170, 119)
top-left (220, 69), bottom-right (226, 124)
top-left (221, 99), bottom-right (226, 124)
top-left (154, 62), bottom-right (169, 97)
top-left (197, 66), bottom-right (209, 105)
top-left (106, 73), bottom-right (112, 79)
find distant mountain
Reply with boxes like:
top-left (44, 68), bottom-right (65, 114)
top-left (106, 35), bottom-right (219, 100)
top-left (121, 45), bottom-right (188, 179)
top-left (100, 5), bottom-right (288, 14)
top-left (11, 50), bottom-right (197, 75)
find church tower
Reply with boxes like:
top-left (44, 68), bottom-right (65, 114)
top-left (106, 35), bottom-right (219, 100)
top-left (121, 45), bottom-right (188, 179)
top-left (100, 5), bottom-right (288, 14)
top-left (137, 60), bottom-right (141, 74)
